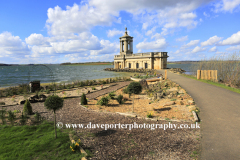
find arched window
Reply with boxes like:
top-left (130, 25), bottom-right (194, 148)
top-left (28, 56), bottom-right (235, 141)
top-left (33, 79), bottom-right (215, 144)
top-left (136, 63), bottom-right (139, 68)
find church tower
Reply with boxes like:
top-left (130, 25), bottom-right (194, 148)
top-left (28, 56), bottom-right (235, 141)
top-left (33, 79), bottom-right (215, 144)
top-left (119, 27), bottom-right (133, 56)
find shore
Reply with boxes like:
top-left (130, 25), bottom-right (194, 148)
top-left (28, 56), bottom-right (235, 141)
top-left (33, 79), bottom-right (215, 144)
top-left (0, 71), bottom-right (136, 90)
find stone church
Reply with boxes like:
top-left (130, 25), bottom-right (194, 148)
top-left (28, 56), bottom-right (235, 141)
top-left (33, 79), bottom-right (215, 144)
top-left (114, 28), bottom-right (168, 70)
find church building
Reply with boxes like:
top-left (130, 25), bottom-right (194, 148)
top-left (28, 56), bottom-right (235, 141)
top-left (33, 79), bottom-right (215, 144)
top-left (114, 28), bottom-right (168, 70)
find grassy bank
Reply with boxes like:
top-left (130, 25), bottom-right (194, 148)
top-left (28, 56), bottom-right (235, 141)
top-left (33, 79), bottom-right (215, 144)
top-left (189, 52), bottom-right (240, 87)
top-left (181, 74), bottom-right (240, 94)
top-left (0, 122), bottom-right (87, 159)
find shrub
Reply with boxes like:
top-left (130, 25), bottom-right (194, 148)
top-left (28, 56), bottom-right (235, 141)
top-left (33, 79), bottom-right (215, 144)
top-left (108, 91), bottom-right (115, 99)
top-left (116, 94), bottom-right (125, 104)
top-left (147, 112), bottom-right (153, 118)
top-left (44, 95), bottom-right (64, 138)
top-left (122, 87), bottom-right (128, 94)
top-left (81, 93), bottom-right (87, 105)
top-left (89, 80), bottom-right (93, 86)
top-left (80, 81), bottom-right (85, 87)
top-left (23, 99), bottom-right (33, 115)
top-left (85, 80), bottom-right (89, 86)
top-left (46, 89), bottom-right (50, 94)
top-left (97, 96), bottom-right (109, 106)
top-left (92, 87), bottom-right (96, 90)
top-left (127, 82), bottom-right (142, 95)
top-left (20, 112), bottom-right (27, 125)
top-left (8, 110), bottom-right (16, 125)
top-left (102, 80), bottom-right (107, 84)
top-left (0, 107), bottom-right (6, 124)
top-left (34, 111), bottom-right (42, 123)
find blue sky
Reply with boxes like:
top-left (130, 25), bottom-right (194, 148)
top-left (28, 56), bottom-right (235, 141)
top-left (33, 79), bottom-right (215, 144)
top-left (0, 0), bottom-right (240, 64)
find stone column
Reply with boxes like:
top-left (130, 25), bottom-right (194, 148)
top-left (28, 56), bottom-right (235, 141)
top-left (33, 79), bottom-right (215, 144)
top-left (142, 61), bottom-right (144, 69)
top-left (131, 41), bottom-right (133, 53)
top-left (120, 41), bottom-right (122, 53)
top-left (124, 40), bottom-right (127, 53)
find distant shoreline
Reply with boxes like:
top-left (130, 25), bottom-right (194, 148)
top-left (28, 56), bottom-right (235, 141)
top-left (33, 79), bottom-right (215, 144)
top-left (60, 62), bottom-right (113, 65)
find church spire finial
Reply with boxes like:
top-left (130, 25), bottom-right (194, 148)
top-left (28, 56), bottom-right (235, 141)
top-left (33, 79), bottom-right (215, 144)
top-left (125, 27), bottom-right (128, 35)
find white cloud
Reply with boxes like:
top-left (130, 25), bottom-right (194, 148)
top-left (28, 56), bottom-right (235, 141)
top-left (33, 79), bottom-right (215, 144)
top-left (192, 46), bottom-right (206, 53)
top-left (89, 0), bottom-right (212, 35)
top-left (213, 0), bottom-right (240, 13)
top-left (203, 12), bottom-right (210, 17)
top-left (179, 12), bottom-right (197, 19)
top-left (183, 40), bottom-right (200, 48)
top-left (25, 33), bottom-right (50, 46)
top-left (151, 33), bottom-right (162, 40)
top-left (142, 22), bottom-right (148, 30)
top-left (176, 35), bottom-right (188, 42)
top-left (219, 31), bottom-right (240, 45)
top-left (90, 40), bottom-right (118, 55)
top-left (226, 45), bottom-right (240, 51)
top-left (107, 29), bottom-right (124, 37)
top-left (201, 35), bottom-right (223, 46)
top-left (209, 46), bottom-right (217, 52)
top-left (0, 32), bottom-right (30, 56)
top-left (28, 32), bottom-right (102, 58)
top-left (145, 27), bottom-right (157, 36)
top-left (136, 38), bottom-right (167, 51)
top-left (46, 4), bottom-right (119, 36)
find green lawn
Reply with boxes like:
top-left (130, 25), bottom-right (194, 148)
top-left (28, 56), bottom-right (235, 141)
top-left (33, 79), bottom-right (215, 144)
top-left (0, 122), bottom-right (86, 160)
top-left (181, 74), bottom-right (240, 94)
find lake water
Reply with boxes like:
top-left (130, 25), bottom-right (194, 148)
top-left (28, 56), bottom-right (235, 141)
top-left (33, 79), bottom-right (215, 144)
top-left (0, 64), bottom-right (192, 88)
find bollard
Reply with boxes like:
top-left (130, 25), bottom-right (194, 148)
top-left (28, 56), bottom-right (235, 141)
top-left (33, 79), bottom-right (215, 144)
top-left (165, 70), bottom-right (167, 79)
top-left (197, 70), bottom-right (200, 80)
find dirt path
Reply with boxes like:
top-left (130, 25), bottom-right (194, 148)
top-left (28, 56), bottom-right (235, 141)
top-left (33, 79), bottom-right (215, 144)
top-left (86, 81), bottom-right (131, 100)
top-left (157, 70), bottom-right (240, 160)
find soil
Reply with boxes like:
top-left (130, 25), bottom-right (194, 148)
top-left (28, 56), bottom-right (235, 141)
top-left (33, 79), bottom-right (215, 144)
top-left (0, 81), bottom-right (201, 160)
top-left (86, 88), bottom-right (195, 122)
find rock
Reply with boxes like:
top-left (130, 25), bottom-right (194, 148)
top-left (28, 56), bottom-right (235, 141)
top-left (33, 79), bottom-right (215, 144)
top-left (172, 91), bottom-right (178, 96)
top-left (176, 100), bottom-right (184, 105)
top-left (179, 89), bottom-right (185, 94)
top-left (188, 105), bottom-right (196, 111)
top-left (182, 95), bottom-right (189, 99)
top-left (153, 94), bottom-right (157, 100)
top-left (188, 100), bottom-right (195, 105)
top-left (18, 99), bottom-right (26, 105)
top-left (39, 94), bottom-right (47, 102)
top-left (164, 101), bottom-right (175, 106)
top-left (167, 94), bottom-right (173, 99)
top-left (139, 79), bottom-right (149, 89)
top-left (157, 92), bottom-right (163, 99)
top-left (169, 68), bottom-right (186, 73)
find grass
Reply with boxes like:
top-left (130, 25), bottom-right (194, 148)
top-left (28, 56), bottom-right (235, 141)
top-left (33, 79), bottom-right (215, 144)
top-left (181, 74), bottom-right (240, 94)
top-left (0, 122), bottom-right (86, 160)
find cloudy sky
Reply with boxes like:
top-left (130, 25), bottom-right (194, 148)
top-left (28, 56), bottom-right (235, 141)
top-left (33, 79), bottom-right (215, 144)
top-left (0, 0), bottom-right (240, 64)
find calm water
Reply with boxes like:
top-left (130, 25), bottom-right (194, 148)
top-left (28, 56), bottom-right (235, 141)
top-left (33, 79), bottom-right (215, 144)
top-left (0, 64), bottom-right (192, 88)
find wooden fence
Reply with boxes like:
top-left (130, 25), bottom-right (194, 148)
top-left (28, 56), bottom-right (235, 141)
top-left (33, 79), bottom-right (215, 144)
top-left (197, 70), bottom-right (218, 81)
